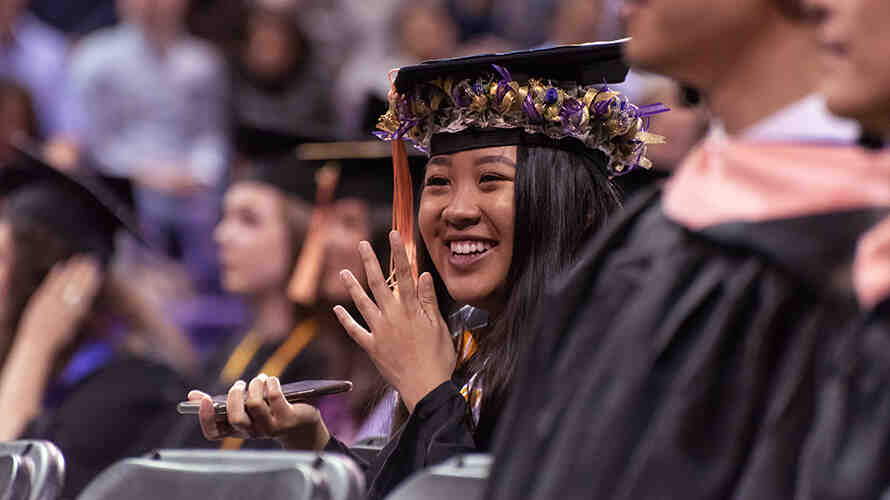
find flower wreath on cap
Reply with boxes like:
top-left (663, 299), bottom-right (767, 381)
top-left (374, 64), bottom-right (669, 176)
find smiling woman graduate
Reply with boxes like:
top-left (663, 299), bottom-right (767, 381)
top-left (191, 40), bottom-right (668, 499)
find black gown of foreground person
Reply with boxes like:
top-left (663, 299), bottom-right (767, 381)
top-left (485, 189), bottom-right (890, 500)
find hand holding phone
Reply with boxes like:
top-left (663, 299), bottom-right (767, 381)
top-left (177, 379), bottom-right (352, 417)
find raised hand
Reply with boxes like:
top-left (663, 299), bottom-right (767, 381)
top-left (17, 255), bottom-right (103, 356)
top-left (333, 231), bottom-right (455, 413)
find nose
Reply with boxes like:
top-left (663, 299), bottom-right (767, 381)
top-left (442, 188), bottom-right (482, 230)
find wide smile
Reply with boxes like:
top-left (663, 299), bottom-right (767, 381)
top-left (445, 239), bottom-right (498, 270)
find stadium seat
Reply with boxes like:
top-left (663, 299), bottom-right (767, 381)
top-left (77, 450), bottom-right (364, 500)
top-left (0, 440), bottom-right (65, 500)
top-left (384, 454), bottom-right (491, 500)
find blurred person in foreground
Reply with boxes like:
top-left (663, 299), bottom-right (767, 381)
top-left (0, 148), bottom-right (186, 498)
top-left (483, 0), bottom-right (890, 499)
top-left (172, 148), bottom-right (395, 449)
top-left (69, 0), bottom-right (229, 292)
top-left (791, 1), bottom-right (890, 497)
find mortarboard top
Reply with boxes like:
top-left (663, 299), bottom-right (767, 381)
top-left (0, 144), bottom-right (142, 263)
top-left (377, 38), bottom-right (668, 175)
top-left (393, 39), bottom-right (630, 94)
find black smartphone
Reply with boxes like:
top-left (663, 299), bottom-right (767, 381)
top-left (177, 379), bottom-right (353, 416)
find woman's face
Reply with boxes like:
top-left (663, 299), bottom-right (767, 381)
top-left (215, 182), bottom-right (301, 296)
top-left (419, 146), bottom-right (516, 312)
top-left (319, 198), bottom-right (371, 304)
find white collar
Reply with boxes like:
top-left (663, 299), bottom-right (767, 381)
top-left (710, 94), bottom-right (860, 144)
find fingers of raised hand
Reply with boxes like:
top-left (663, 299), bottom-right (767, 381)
top-left (390, 231), bottom-right (418, 308)
top-left (416, 272), bottom-right (441, 320)
top-left (333, 305), bottom-right (373, 352)
top-left (358, 240), bottom-right (394, 311)
top-left (340, 270), bottom-right (381, 327)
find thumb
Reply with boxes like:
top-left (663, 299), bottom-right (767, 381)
top-left (417, 272), bottom-right (443, 322)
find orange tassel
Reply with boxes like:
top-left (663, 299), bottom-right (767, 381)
top-left (391, 140), bottom-right (418, 284)
top-left (288, 163), bottom-right (341, 306)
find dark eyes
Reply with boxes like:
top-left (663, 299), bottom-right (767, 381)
top-left (480, 173), bottom-right (506, 183)
top-left (424, 174), bottom-right (508, 187)
top-left (425, 176), bottom-right (449, 187)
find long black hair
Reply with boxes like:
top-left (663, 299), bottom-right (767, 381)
top-left (404, 144), bottom-right (622, 437)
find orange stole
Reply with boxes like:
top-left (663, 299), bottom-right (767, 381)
top-left (218, 319), bottom-right (318, 450)
top-left (456, 330), bottom-right (483, 423)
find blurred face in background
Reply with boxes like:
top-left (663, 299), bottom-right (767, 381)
top-left (215, 182), bottom-right (307, 296)
top-left (117, 0), bottom-right (189, 38)
top-left (318, 198), bottom-right (372, 304)
top-left (622, 0), bottom-right (773, 86)
top-left (242, 11), bottom-right (305, 83)
top-left (551, 0), bottom-right (603, 45)
top-left (805, 0), bottom-right (890, 135)
top-left (397, 4), bottom-right (458, 62)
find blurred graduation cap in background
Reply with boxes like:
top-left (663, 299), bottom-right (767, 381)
top-left (0, 143), bottom-right (140, 264)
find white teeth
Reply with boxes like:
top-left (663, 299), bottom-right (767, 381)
top-left (450, 240), bottom-right (493, 255)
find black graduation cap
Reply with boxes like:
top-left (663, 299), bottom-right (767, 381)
top-left (294, 140), bottom-right (425, 207)
top-left (244, 155), bottom-right (318, 202)
top-left (242, 141), bottom-right (412, 207)
top-left (0, 144), bottom-right (142, 264)
top-left (393, 39), bottom-right (630, 93)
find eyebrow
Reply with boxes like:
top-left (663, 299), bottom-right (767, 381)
top-left (427, 155), bottom-right (517, 168)
top-left (474, 155), bottom-right (516, 168)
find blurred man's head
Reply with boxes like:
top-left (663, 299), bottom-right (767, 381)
top-left (805, 0), bottom-right (890, 136)
top-left (117, 0), bottom-right (189, 39)
top-left (622, 0), bottom-right (812, 89)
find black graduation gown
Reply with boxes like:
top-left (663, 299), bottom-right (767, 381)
top-left (484, 190), bottom-right (888, 500)
top-left (23, 355), bottom-right (187, 499)
top-left (796, 298), bottom-right (890, 500)
top-left (325, 371), bottom-right (494, 500)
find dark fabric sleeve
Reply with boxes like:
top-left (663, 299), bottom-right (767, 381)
top-left (22, 357), bottom-right (187, 500)
top-left (324, 435), bottom-right (369, 469)
top-left (362, 381), bottom-right (478, 500)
